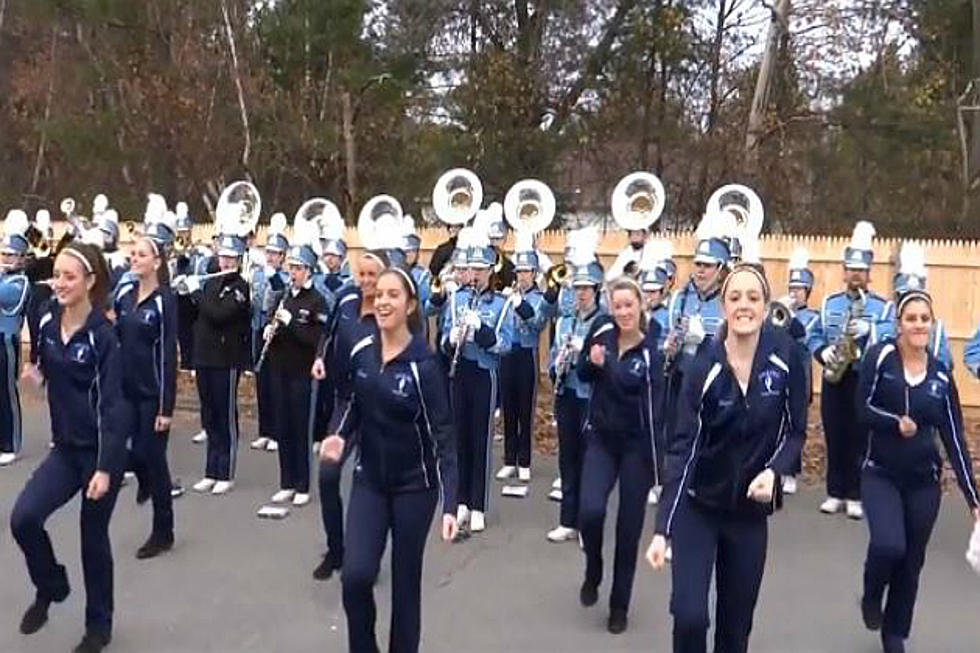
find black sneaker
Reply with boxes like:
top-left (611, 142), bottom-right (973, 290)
top-left (171, 481), bottom-right (185, 499)
top-left (312, 552), bottom-right (342, 581)
top-left (607, 608), bottom-right (628, 634)
top-left (73, 630), bottom-right (111, 653)
top-left (136, 535), bottom-right (174, 560)
top-left (861, 594), bottom-right (883, 631)
top-left (579, 579), bottom-right (599, 607)
top-left (135, 485), bottom-right (150, 505)
top-left (19, 598), bottom-right (50, 635)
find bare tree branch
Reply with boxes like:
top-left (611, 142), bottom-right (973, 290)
top-left (221, 0), bottom-right (251, 170)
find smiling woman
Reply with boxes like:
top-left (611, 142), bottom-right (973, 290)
top-left (648, 262), bottom-right (807, 653)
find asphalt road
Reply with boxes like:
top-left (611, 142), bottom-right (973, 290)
top-left (1, 395), bottom-right (978, 653)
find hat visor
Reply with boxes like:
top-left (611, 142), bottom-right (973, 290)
top-left (843, 262), bottom-right (870, 271)
top-left (693, 254), bottom-right (721, 265)
top-left (641, 282), bottom-right (665, 292)
top-left (217, 248), bottom-right (241, 258)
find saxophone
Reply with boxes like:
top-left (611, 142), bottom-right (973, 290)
top-left (822, 289), bottom-right (866, 384)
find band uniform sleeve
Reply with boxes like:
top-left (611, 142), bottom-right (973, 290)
top-left (808, 301), bottom-right (830, 361)
top-left (964, 325), bottom-right (980, 378)
top-left (199, 278), bottom-right (249, 326)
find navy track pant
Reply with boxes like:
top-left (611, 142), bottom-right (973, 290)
top-left (198, 367), bottom-right (240, 481)
top-left (821, 369), bottom-right (864, 500)
top-left (125, 395), bottom-right (173, 539)
top-left (342, 478), bottom-right (438, 653)
top-left (669, 499), bottom-right (768, 653)
top-left (0, 333), bottom-right (22, 454)
top-left (500, 346), bottom-right (536, 468)
top-left (272, 372), bottom-right (315, 493)
top-left (452, 360), bottom-right (495, 512)
top-left (555, 391), bottom-right (587, 528)
top-left (579, 434), bottom-right (654, 612)
top-left (10, 447), bottom-right (122, 637)
top-left (862, 465), bottom-right (940, 639)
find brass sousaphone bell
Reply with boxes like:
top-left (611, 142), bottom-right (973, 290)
top-left (433, 168), bottom-right (483, 226)
top-left (611, 171), bottom-right (666, 231)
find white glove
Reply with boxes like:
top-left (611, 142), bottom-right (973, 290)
top-left (263, 324), bottom-right (276, 342)
top-left (683, 315), bottom-right (706, 352)
top-left (449, 325), bottom-right (462, 346)
top-left (501, 286), bottom-right (514, 298)
top-left (445, 280), bottom-right (459, 294)
top-left (464, 311), bottom-right (483, 330)
top-left (570, 336), bottom-right (585, 354)
top-left (821, 347), bottom-right (841, 366)
top-left (182, 275), bottom-right (201, 294)
top-left (275, 308), bottom-right (292, 326)
top-left (966, 522), bottom-right (980, 575)
top-left (846, 318), bottom-right (870, 338)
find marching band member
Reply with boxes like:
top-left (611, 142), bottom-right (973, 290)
top-left (546, 228), bottom-right (605, 542)
top-left (0, 211), bottom-right (31, 466)
top-left (319, 209), bottom-right (351, 293)
top-left (321, 267), bottom-right (458, 653)
top-left (112, 225), bottom-right (178, 559)
top-left (94, 206), bottom-right (129, 290)
top-left (248, 215), bottom-right (288, 453)
top-left (487, 205), bottom-right (516, 291)
top-left (606, 228), bottom-right (648, 281)
top-left (12, 242), bottom-right (123, 653)
top-left (577, 278), bottom-right (663, 634)
top-left (189, 231), bottom-right (251, 495)
top-left (263, 227), bottom-right (329, 507)
top-left (663, 216), bottom-right (730, 439)
top-left (809, 221), bottom-right (893, 519)
top-left (886, 243), bottom-right (952, 370)
top-left (780, 247), bottom-right (819, 495)
top-left (24, 210), bottom-right (55, 368)
top-left (402, 217), bottom-right (432, 323)
top-left (428, 224), bottom-right (461, 280)
top-left (442, 217), bottom-right (514, 536)
top-left (647, 263), bottom-right (807, 653)
top-left (856, 282), bottom-right (979, 653)
top-left (638, 240), bottom-right (672, 352)
top-left (311, 248), bottom-right (388, 580)
top-left (173, 201), bottom-right (205, 373)
top-left (496, 230), bottom-right (553, 482)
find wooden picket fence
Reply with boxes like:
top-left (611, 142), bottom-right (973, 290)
top-left (106, 224), bottom-right (980, 405)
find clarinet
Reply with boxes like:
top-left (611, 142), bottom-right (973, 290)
top-left (449, 286), bottom-right (480, 379)
top-left (255, 285), bottom-right (289, 374)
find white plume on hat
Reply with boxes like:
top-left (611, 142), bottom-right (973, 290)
top-left (789, 246), bottom-right (809, 271)
top-left (850, 220), bottom-right (876, 251)
top-left (4, 210), bottom-right (29, 238)
top-left (899, 241), bottom-right (927, 279)
top-left (640, 239), bottom-right (671, 272)
top-left (362, 213), bottom-right (405, 251)
top-left (144, 194), bottom-right (168, 225)
top-left (470, 209), bottom-right (493, 249)
top-left (740, 236), bottom-right (762, 265)
top-left (268, 212), bottom-right (287, 236)
top-left (93, 194), bottom-right (109, 217)
top-left (455, 225), bottom-right (475, 252)
top-left (292, 211), bottom-right (323, 255)
top-left (514, 228), bottom-right (534, 254)
top-left (175, 202), bottom-right (189, 221)
top-left (157, 210), bottom-right (176, 233)
top-left (695, 208), bottom-right (735, 243)
top-left (567, 225), bottom-right (599, 267)
top-left (486, 202), bottom-right (504, 223)
top-left (34, 209), bottom-right (51, 233)
top-left (402, 214), bottom-right (417, 239)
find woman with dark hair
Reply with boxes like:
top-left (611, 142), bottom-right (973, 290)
top-left (112, 234), bottom-right (178, 559)
top-left (648, 263), bottom-right (807, 653)
top-left (576, 278), bottom-right (662, 634)
top-left (311, 249), bottom-right (388, 580)
top-left (11, 242), bottom-right (124, 653)
top-left (857, 288), bottom-right (980, 653)
top-left (322, 267), bottom-right (457, 653)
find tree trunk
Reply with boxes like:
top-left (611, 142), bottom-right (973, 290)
top-left (31, 26), bottom-right (58, 195)
top-left (220, 0), bottom-right (251, 170)
top-left (342, 91), bottom-right (356, 218)
top-left (745, 0), bottom-right (791, 175)
top-left (0, 0), bottom-right (8, 47)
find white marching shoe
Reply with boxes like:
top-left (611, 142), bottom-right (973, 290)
top-left (211, 481), bottom-right (234, 495)
top-left (292, 492), bottom-right (310, 507)
top-left (470, 511), bottom-right (486, 533)
top-left (546, 525), bottom-right (577, 543)
top-left (647, 486), bottom-right (661, 505)
top-left (552, 477), bottom-right (562, 490)
top-left (782, 476), bottom-right (798, 495)
top-left (846, 500), bottom-right (864, 520)
top-left (271, 489), bottom-right (295, 504)
top-left (496, 465), bottom-right (517, 480)
top-left (193, 478), bottom-right (216, 493)
top-left (192, 430), bottom-right (207, 444)
top-left (0, 452), bottom-right (17, 466)
top-left (665, 545), bottom-right (673, 562)
top-left (820, 497), bottom-right (844, 514)
top-left (250, 437), bottom-right (270, 450)
top-left (456, 505), bottom-right (470, 527)
top-left (265, 440), bottom-right (279, 452)
top-left (518, 467), bottom-right (531, 482)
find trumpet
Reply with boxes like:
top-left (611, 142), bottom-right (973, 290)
top-left (768, 297), bottom-right (796, 329)
top-left (545, 263), bottom-right (568, 290)
top-left (32, 241), bottom-right (52, 259)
